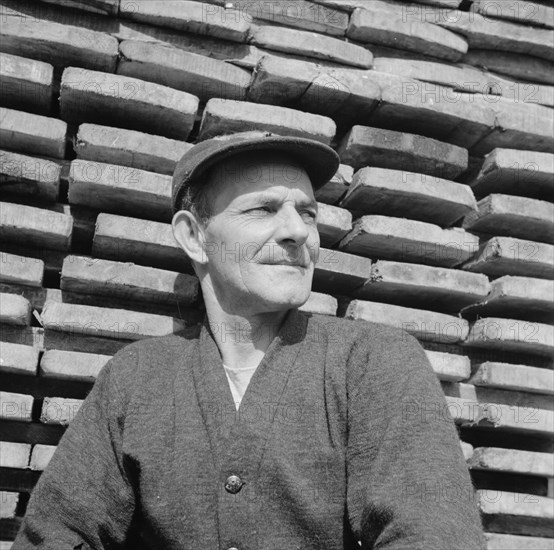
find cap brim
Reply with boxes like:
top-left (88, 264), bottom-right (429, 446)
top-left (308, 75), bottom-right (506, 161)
top-left (172, 133), bottom-right (340, 214)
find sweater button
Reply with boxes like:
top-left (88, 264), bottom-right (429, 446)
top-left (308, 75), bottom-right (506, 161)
top-left (224, 474), bottom-right (244, 494)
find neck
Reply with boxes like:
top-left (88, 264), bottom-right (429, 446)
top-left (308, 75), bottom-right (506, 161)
top-left (201, 287), bottom-right (290, 370)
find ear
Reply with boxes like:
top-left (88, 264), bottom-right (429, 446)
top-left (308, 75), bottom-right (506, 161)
top-left (172, 210), bottom-right (209, 266)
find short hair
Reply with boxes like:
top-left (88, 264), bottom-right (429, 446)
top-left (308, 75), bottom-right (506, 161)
top-left (176, 177), bottom-right (215, 227)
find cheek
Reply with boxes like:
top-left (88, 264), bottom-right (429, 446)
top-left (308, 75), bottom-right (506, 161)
top-left (308, 229), bottom-right (320, 259)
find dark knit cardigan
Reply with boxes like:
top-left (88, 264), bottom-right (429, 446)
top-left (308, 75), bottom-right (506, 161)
top-left (13, 308), bottom-right (486, 549)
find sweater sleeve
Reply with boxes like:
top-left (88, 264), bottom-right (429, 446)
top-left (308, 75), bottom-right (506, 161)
top-left (345, 328), bottom-right (486, 550)
top-left (12, 344), bottom-right (138, 550)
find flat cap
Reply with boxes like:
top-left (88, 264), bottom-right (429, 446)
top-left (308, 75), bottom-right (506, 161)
top-left (172, 131), bottom-right (340, 214)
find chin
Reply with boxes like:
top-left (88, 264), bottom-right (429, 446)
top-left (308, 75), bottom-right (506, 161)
top-left (260, 288), bottom-right (312, 311)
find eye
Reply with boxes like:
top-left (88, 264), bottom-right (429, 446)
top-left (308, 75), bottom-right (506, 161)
top-left (300, 209), bottom-right (317, 220)
top-left (248, 206), bottom-right (272, 214)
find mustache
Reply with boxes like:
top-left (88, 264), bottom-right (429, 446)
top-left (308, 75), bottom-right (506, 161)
top-left (246, 244), bottom-right (316, 266)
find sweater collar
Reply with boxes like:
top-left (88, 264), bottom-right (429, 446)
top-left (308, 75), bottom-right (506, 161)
top-left (192, 307), bottom-right (309, 472)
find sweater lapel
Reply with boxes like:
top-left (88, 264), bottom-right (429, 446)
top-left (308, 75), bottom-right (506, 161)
top-left (193, 308), bottom-right (309, 474)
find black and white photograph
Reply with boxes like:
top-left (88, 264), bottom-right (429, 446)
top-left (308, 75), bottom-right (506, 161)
top-left (0, 0), bottom-right (552, 548)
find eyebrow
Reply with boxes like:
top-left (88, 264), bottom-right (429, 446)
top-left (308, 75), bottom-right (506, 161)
top-left (247, 195), bottom-right (318, 210)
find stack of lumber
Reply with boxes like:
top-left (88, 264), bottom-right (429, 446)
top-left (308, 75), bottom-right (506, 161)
top-left (0, 0), bottom-right (552, 546)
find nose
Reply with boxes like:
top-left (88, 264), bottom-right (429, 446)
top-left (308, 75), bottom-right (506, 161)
top-left (274, 204), bottom-right (311, 246)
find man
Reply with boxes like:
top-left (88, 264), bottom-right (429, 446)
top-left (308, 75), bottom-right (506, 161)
top-left (13, 132), bottom-right (485, 549)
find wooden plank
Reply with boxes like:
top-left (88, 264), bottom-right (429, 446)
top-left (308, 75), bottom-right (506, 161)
top-left (470, 97), bottom-right (554, 157)
top-left (232, 0), bottom-right (349, 36)
top-left (484, 72), bottom-right (554, 109)
top-left (0, 150), bottom-right (60, 202)
top-left (463, 317), bottom-right (554, 357)
top-left (0, 245), bottom-right (64, 283)
top-left (470, 361), bottom-right (554, 396)
top-left (344, 299), bottom-right (469, 343)
top-left (461, 237), bottom-right (554, 280)
top-left (0, 53), bottom-right (53, 115)
top-left (316, 203), bottom-right (352, 247)
top-left (37, 0), bottom-right (119, 16)
top-left (68, 159), bottom-right (172, 222)
top-left (313, 0), bottom-right (461, 9)
top-left (339, 166), bottom-right (477, 227)
top-left (74, 123), bottom-right (192, 176)
top-left (299, 66), bottom-right (382, 122)
top-left (298, 292), bottom-right (337, 316)
top-left (39, 349), bottom-right (111, 381)
top-left (347, 7), bottom-right (468, 62)
top-left (246, 55), bottom-right (381, 124)
top-left (446, 397), bottom-right (553, 437)
top-left (313, 0), bottom-right (460, 11)
top-left (469, 149), bottom-right (553, 200)
top-left (42, 328), bottom-right (131, 356)
top-left (461, 440), bottom-right (473, 460)
top-left (0, 392), bottom-right (33, 422)
top-left (92, 213), bottom-right (190, 272)
top-left (474, 0), bottom-right (554, 29)
top-left (61, 255), bottom-right (198, 305)
top-left (40, 300), bottom-right (187, 340)
top-left (314, 164), bottom-right (352, 205)
top-left (338, 215), bottom-right (479, 268)
top-left (354, 260), bottom-right (490, 311)
top-left (0, 107), bottom-right (66, 159)
top-left (0, 442), bottom-right (31, 469)
top-left (0, 342), bottom-right (39, 375)
top-left (478, 490), bottom-right (554, 537)
top-left (463, 195), bottom-right (554, 244)
top-left (0, 283), bottom-right (46, 316)
top-left (118, 40), bottom-right (251, 103)
top-left (373, 54), bottom-right (494, 94)
top-left (29, 444), bottom-right (56, 471)
top-left (0, 202), bottom-right (72, 251)
top-left (246, 55), bottom-right (319, 105)
top-left (119, 0), bottom-right (250, 42)
top-left (366, 71), bottom-right (496, 149)
top-left (0, 326), bottom-right (44, 351)
top-left (60, 67), bottom-right (199, 140)
top-left (425, 350), bottom-right (470, 381)
top-left (462, 276), bottom-right (554, 325)
top-left (0, 252), bottom-right (44, 287)
top-left (485, 533), bottom-right (554, 549)
top-left (463, 50), bottom-right (554, 86)
top-left (0, 0), bottom-right (113, 29)
top-left (40, 396), bottom-right (83, 426)
top-left (435, 11), bottom-right (554, 62)
top-left (442, 381), bottom-right (553, 413)
top-left (470, 447), bottom-right (554, 479)
top-left (43, 286), bottom-right (201, 324)
top-left (312, 247), bottom-right (371, 295)
top-left (0, 492), bottom-right (18, 519)
top-left (0, 16), bottom-right (118, 72)
top-left (114, 20), bottom-right (262, 69)
top-left (0, 0), bottom-right (259, 67)
top-left (0, 294), bottom-right (31, 327)
top-left (198, 98), bottom-right (336, 145)
top-left (249, 23), bottom-right (372, 68)
top-left (337, 125), bottom-right (468, 179)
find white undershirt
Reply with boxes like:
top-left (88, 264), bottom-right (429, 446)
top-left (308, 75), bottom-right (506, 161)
top-left (222, 363), bottom-right (257, 410)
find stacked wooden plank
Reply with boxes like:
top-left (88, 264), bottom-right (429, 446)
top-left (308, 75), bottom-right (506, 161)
top-left (0, 0), bottom-right (552, 546)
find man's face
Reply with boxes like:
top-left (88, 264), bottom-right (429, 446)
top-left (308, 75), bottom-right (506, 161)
top-left (199, 151), bottom-right (320, 315)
